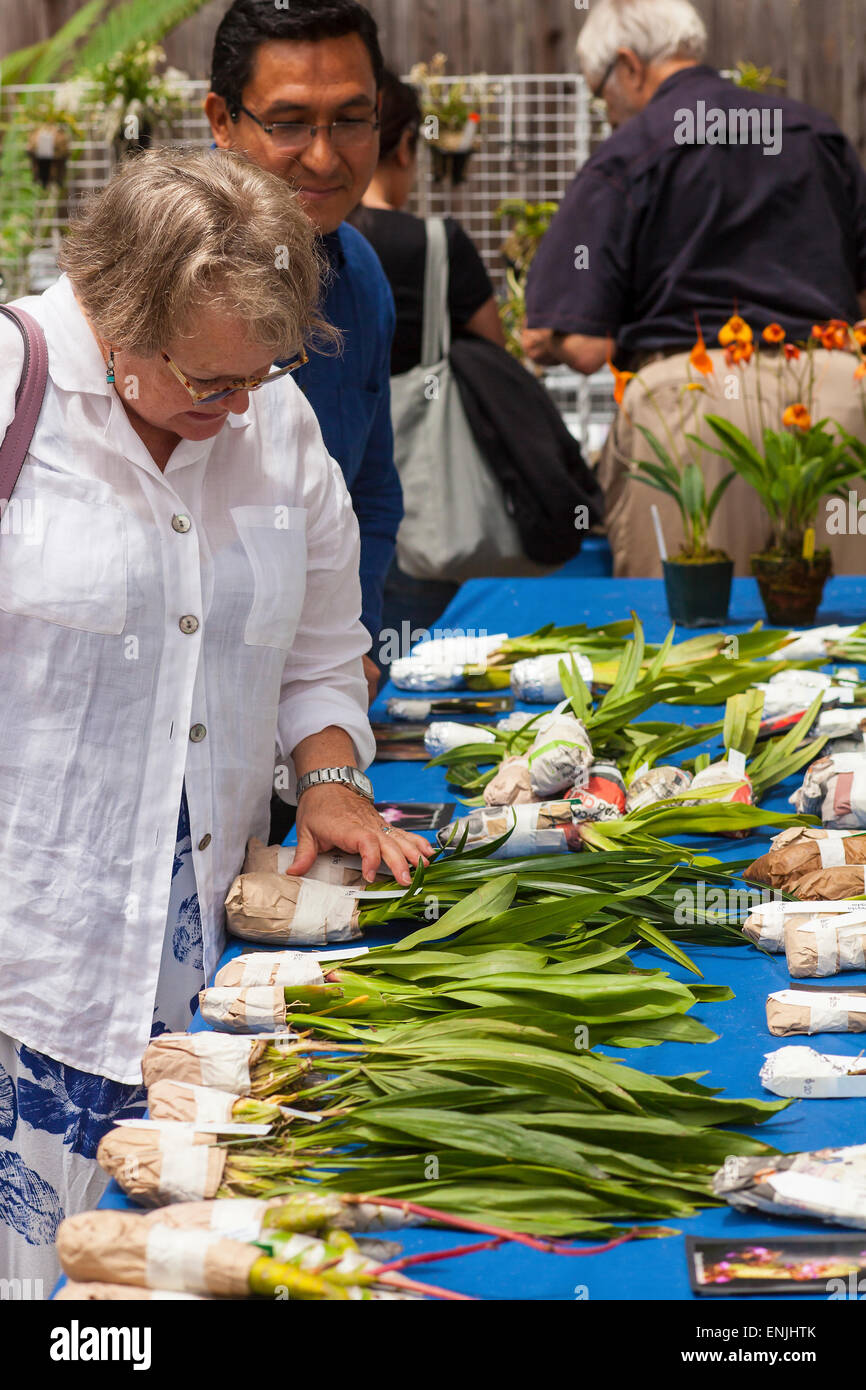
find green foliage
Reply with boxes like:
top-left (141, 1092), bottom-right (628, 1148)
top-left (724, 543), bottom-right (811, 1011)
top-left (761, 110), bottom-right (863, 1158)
top-left (696, 414), bottom-right (865, 556)
top-left (633, 423), bottom-right (735, 559)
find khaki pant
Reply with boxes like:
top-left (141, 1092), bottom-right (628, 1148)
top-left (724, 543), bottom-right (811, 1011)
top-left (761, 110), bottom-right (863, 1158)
top-left (598, 348), bottom-right (866, 577)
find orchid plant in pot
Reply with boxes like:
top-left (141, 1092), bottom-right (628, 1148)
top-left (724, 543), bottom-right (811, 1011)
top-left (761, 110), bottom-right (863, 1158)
top-left (693, 316), bottom-right (866, 626)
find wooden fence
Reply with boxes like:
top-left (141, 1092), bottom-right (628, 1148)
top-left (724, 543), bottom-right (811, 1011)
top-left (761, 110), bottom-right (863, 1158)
top-left (3, 0), bottom-right (866, 156)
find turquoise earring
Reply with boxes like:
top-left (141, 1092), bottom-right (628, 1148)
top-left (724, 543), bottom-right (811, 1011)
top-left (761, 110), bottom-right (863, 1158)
top-left (106, 350), bottom-right (115, 385)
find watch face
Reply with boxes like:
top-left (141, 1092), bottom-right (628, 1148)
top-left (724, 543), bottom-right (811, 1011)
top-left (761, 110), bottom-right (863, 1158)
top-left (349, 768), bottom-right (374, 799)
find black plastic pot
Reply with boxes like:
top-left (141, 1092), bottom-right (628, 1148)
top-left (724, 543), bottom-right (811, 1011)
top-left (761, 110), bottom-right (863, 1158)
top-left (663, 558), bottom-right (733, 628)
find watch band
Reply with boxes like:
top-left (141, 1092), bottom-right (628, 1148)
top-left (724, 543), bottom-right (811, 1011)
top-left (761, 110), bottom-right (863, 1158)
top-left (296, 766), bottom-right (374, 802)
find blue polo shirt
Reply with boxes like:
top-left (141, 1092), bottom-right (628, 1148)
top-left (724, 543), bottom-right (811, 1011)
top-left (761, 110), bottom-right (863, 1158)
top-left (293, 223), bottom-right (402, 644)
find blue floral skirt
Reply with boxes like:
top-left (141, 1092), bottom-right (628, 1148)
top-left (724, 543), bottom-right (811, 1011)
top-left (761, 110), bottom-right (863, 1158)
top-left (0, 785), bottom-right (205, 1294)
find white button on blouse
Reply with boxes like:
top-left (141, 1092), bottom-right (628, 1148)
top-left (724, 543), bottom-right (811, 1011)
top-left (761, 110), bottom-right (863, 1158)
top-left (0, 274), bottom-right (374, 1084)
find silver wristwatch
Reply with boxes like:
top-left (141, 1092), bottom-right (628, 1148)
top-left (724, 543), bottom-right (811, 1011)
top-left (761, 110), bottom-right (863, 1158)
top-left (295, 766), bottom-right (375, 802)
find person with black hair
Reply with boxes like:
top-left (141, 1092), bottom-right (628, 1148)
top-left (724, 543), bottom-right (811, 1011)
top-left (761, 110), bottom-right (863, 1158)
top-left (205, 0), bottom-right (400, 710)
top-left (349, 70), bottom-right (504, 639)
top-left (350, 71), bottom-right (504, 375)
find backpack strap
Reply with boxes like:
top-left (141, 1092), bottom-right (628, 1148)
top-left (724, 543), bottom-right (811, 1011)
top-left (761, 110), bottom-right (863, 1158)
top-left (0, 305), bottom-right (49, 514)
top-left (420, 217), bottom-right (451, 367)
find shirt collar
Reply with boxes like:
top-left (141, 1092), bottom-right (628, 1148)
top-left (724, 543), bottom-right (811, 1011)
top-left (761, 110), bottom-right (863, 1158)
top-left (321, 227), bottom-right (346, 268)
top-left (34, 273), bottom-right (112, 396)
top-left (649, 64), bottom-right (720, 106)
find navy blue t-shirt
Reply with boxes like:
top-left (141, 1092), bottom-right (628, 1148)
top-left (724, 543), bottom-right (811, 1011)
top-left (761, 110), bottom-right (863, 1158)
top-left (526, 65), bottom-right (866, 357)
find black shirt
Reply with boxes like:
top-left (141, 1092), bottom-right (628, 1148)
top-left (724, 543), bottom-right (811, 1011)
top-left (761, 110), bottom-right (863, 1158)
top-left (526, 65), bottom-right (866, 358)
top-left (349, 207), bottom-right (494, 376)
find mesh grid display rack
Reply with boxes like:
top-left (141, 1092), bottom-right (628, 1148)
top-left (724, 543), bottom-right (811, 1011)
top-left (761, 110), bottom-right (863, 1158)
top-left (0, 74), bottom-right (615, 447)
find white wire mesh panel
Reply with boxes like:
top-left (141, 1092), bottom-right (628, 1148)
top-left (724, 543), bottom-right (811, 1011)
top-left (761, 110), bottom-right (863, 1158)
top-left (0, 75), bottom-right (615, 445)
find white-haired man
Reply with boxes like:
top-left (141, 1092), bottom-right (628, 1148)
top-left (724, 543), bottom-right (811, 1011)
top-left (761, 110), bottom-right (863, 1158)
top-left (524, 0), bottom-right (866, 576)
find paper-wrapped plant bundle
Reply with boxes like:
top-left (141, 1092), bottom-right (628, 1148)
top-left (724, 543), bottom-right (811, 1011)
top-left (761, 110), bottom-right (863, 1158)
top-left (96, 1123), bottom-right (229, 1204)
top-left (199, 985), bottom-right (303, 1033)
top-left (766, 987), bottom-right (866, 1036)
top-left (482, 753), bottom-right (533, 806)
top-left (564, 762), bottom-right (626, 817)
top-left (242, 838), bottom-right (380, 886)
top-left (140, 1031), bottom-right (324, 1100)
top-left (746, 826), bottom-right (866, 890)
top-left (146, 1079), bottom-right (283, 1127)
top-left (791, 863), bottom-right (866, 900)
top-left (789, 752), bottom-right (866, 827)
top-left (784, 910), bottom-right (866, 977)
top-left (741, 899), bottom-right (866, 951)
top-left (713, 1143), bottom-right (866, 1229)
top-left (760, 1046), bottom-right (866, 1099)
top-left (687, 760), bottom-right (753, 805)
top-left (424, 722), bottom-right (497, 757)
top-left (511, 652), bottom-right (593, 703)
top-left (213, 946), bottom-right (366, 991)
top-left (438, 801), bottom-right (587, 856)
top-left (56, 1210), bottom-right (383, 1300)
top-left (224, 872), bottom-right (361, 944)
top-left (626, 765), bottom-right (692, 814)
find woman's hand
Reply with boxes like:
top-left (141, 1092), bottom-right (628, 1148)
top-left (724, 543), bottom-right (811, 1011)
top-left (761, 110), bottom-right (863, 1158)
top-left (287, 784), bottom-right (435, 885)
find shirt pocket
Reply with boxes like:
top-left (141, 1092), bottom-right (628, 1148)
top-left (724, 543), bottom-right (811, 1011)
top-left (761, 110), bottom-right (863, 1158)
top-left (230, 504), bottom-right (307, 650)
top-left (0, 474), bottom-right (127, 635)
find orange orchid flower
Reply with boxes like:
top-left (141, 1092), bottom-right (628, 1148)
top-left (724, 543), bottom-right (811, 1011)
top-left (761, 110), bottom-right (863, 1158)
top-left (607, 359), bottom-right (635, 406)
top-left (782, 403), bottom-right (811, 430)
top-left (725, 341), bottom-right (754, 367)
top-left (762, 323), bottom-right (785, 344)
top-left (718, 314), bottom-right (753, 347)
top-left (813, 319), bottom-right (851, 351)
top-left (854, 321), bottom-right (866, 347)
top-left (855, 361), bottom-right (866, 381)
top-left (783, 343), bottom-right (800, 361)
top-left (690, 315), bottom-right (714, 375)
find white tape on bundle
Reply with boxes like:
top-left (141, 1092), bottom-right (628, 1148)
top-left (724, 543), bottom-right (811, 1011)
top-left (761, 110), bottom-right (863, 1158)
top-left (770, 989), bottom-right (860, 1032)
top-left (818, 837), bottom-right (848, 868)
top-left (146, 1225), bottom-right (216, 1293)
top-left (511, 652), bottom-right (593, 703)
top-left (293, 880), bottom-right (357, 935)
top-left (201, 986), bottom-right (286, 1033)
top-left (194, 1034), bottom-right (254, 1093)
top-left (235, 952), bottom-right (325, 988)
top-left (158, 1144), bottom-right (212, 1202)
top-left (209, 1198), bottom-right (268, 1244)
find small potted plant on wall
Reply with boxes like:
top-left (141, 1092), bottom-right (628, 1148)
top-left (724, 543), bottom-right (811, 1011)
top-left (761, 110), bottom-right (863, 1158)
top-left (84, 41), bottom-right (188, 160)
top-left (409, 53), bottom-right (485, 186)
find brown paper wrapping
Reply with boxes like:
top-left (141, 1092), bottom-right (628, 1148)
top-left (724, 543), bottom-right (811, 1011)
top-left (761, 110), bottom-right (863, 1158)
top-left (792, 864), bottom-right (866, 900)
top-left (766, 992), bottom-right (866, 1036)
top-left (56, 1211), bottom-right (257, 1295)
top-left (146, 1079), bottom-right (236, 1125)
top-left (141, 1034), bottom-right (267, 1092)
top-left (225, 872), bottom-right (361, 944)
top-left (96, 1127), bottom-right (226, 1206)
top-left (746, 827), bottom-right (866, 891)
top-left (784, 919), bottom-right (866, 977)
top-left (483, 755), bottom-right (533, 806)
top-left (56, 1281), bottom-right (211, 1301)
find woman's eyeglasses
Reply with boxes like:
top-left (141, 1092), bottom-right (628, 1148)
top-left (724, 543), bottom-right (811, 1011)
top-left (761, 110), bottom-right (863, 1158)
top-left (161, 350), bottom-right (308, 405)
top-left (236, 105), bottom-right (380, 153)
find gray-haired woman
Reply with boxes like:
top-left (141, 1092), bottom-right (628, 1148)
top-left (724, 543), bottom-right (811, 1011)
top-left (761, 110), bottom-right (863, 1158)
top-left (0, 147), bottom-right (431, 1291)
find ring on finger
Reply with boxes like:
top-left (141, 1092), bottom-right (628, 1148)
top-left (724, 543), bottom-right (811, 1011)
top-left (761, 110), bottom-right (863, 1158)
top-left (380, 823), bottom-right (394, 836)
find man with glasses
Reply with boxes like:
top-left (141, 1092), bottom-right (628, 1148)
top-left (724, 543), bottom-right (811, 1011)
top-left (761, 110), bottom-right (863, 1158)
top-left (521, 0), bottom-right (866, 577)
top-left (206, 0), bottom-right (400, 718)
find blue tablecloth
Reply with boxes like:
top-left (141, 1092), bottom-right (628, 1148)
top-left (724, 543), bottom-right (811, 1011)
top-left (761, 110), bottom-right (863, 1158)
top-left (100, 576), bottom-right (866, 1300)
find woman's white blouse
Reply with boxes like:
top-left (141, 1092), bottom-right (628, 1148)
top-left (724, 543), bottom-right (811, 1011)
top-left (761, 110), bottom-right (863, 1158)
top-left (0, 275), bottom-right (374, 1083)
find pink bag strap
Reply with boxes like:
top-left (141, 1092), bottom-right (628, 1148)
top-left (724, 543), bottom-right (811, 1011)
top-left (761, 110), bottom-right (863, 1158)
top-left (0, 305), bottom-right (49, 512)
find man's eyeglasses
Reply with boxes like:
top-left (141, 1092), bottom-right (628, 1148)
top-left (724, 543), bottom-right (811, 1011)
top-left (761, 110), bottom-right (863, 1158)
top-left (235, 105), bottom-right (380, 152)
top-left (161, 349), bottom-right (308, 405)
top-left (590, 55), bottom-right (621, 101)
